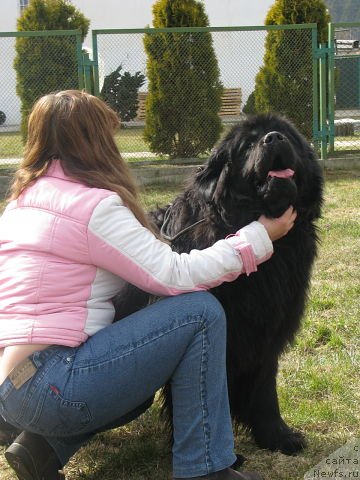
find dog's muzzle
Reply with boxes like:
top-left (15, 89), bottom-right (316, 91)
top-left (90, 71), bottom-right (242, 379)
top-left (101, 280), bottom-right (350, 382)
top-left (263, 131), bottom-right (286, 146)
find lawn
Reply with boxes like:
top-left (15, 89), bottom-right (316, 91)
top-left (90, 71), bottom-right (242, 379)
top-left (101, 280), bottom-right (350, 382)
top-left (0, 128), bottom-right (156, 162)
top-left (2, 128), bottom-right (359, 163)
top-left (0, 132), bottom-right (24, 159)
top-left (0, 170), bottom-right (359, 480)
top-left (0, 126), bottom-right (215, 165)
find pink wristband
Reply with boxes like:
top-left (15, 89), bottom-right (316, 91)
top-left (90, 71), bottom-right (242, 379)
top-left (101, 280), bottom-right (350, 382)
top-left (226, 234), bottom-right (258, 276)
top-left (236, 243), bottom-right (258, 276)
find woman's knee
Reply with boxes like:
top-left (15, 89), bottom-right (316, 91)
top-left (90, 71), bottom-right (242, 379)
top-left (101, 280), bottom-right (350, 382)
top-left (156, 291), bottom-right (226, 334)
top-left (188, 291), bottom-right (226, 330)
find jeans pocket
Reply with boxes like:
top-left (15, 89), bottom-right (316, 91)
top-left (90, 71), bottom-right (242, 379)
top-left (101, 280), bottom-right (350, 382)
top-left (0, 377), bottom-right (36, 428)
top-left (27, 383), bottom-right (92, 436)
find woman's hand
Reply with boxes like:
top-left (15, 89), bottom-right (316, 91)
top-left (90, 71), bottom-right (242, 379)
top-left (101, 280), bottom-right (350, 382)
top-left (258, 206), bottom-right (297, 241)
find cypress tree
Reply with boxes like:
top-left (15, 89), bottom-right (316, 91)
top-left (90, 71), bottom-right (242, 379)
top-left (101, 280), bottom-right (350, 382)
top-left (253, 0), bottom-right (330, 138)
top-left (143, 0), bottom-right (223, 158)
top-left (14, 0), bottom-right (89, 139)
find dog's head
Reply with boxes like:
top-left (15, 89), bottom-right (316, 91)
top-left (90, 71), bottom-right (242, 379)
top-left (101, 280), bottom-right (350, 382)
top-left (196, 113), bottom-right (323, 225)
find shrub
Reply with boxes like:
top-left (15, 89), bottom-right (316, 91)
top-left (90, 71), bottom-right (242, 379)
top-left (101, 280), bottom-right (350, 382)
top-left (101, 66), bottom-right (145, 123)
top-left (14, 0), bottom-right (90, 140)
top-left (143, 0), bottom-right (223, 158)
top-left (243, 91), bottom-right (257, 115)
top-left (253, 0), bottom-right (330, 138)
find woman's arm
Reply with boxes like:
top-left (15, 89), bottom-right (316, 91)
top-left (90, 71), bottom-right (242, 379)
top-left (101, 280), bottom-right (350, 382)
top-left (87, 195), bottom-right (291, 296)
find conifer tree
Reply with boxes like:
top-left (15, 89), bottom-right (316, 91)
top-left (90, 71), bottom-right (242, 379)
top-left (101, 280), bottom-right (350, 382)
top-left (253, 0), bottom-right (330, 138)
top-left (101, 66), bottom-right (145, 123)
top-left (14, 0), bottom-right (89, 139)
top-left (144, 0), bottom-right (223, 158)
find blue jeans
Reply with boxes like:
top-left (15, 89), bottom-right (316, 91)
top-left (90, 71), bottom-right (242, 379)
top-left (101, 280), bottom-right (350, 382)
top-left (0, 292), bottom-right (236, 478)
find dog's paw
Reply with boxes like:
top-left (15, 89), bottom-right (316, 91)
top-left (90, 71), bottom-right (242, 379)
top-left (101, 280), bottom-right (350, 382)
top-left (272, 429), bottom-right (307, 455)
top-left (252, 420), bottom-right (306, 455)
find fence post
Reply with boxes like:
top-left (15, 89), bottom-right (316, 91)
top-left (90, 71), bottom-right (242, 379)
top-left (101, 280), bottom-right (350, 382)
top-left (91, 31), bottom-right (100, 97)
top-left (75, 30), bottom-right (85, 90)
top-left (320, 43), bottom-right (328, 160)
top-left (314, 43), bottom-right (331, 160)
top-left (312, 26), bottom-right (321, 154)
top-left (327, 24), bottom-right (336, 154)
top-left (81, 51), bottom-right (97, 94)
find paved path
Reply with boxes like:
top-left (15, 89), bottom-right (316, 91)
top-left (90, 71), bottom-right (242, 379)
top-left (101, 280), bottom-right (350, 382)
top-left (0, 151), bottom-right (156, 166)
top-left (1, 140), bottom-right (360, 167)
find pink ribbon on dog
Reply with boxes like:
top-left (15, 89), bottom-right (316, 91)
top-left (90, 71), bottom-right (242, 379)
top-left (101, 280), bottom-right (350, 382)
top-left (267, 169), bottom-right (295, 179)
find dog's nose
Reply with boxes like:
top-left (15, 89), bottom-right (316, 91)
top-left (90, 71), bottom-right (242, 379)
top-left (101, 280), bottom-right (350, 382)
top-left (263, 131), bottom-right (285, 145)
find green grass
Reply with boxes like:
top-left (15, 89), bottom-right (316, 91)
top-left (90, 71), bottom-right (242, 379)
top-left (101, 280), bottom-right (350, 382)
top-left (1, 128), bottom-right (360, 164)
top-left (336, 135), bottom-right (360, 142)
top-left (0, 132), bottom-right (24, 159)
top-left (0, 128), bottom-right (150, 158)
top-left (0, 128), bottom-right (165, 165)
top-left (115, 128), bottom-right (150, 153)
top-left (0, 128), bottom-right (153, 160)
top-left (0, 170), bottom-right (359, 480)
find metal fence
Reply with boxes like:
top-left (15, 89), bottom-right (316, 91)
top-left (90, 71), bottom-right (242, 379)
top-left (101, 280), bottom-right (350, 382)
top-left (0, 23), bottom-right (359, 169)
top-left (328, 22), bottom-right (360, 156)
top-left (91, 25), bottom-right (317, 161)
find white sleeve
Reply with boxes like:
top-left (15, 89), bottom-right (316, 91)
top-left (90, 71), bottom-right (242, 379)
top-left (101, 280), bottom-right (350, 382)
top-left (87, 195), bottom-right (273, 296)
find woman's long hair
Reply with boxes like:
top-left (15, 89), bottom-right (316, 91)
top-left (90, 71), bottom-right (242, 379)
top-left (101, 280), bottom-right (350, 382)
top-left (10, 90), bottom-right (156, 233)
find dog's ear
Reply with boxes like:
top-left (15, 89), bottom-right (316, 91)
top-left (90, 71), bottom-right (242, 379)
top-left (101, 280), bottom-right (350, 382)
top-left (196, 145), bottom-right (231, 202)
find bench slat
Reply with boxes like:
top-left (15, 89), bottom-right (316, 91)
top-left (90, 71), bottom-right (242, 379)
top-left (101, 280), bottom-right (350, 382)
top-left (135, 88), bottom-right (242, 120)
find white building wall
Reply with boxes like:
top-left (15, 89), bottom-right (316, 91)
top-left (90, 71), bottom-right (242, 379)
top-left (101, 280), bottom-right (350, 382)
top-left (0, 0), bottom-right (274, 32)
top-left (0, 1), bottom-right (21, 124)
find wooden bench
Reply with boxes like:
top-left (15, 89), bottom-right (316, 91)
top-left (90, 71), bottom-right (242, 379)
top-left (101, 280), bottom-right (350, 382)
top-left (135, 88), bottom-right (242, 121)
top-left (334, 119), bottom-right (356, 136)
top-left (219, 88), bottom-right (242, 118)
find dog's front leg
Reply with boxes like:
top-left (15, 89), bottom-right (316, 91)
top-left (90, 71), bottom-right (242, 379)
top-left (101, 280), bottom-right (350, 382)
top-left (247, 356), bottom-right (306, 455)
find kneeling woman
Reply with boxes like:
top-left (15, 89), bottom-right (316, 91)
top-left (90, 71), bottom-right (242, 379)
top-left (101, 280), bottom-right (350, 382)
top-left (0, 90), bottom-right (296, 480)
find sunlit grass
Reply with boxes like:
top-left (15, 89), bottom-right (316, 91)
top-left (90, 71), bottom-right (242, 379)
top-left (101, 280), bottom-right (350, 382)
top-left (0, 132), bottom-right (23, 159)
top-left (0, 170), bottom-right (359, 480)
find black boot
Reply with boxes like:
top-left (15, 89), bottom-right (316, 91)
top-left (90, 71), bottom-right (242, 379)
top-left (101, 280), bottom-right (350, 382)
top-left (174, 467), bottom-right (263, 480)
top-left (0, 415), bottom-right (20, 445)
top-left (5, 431), bottom-right (65, 480)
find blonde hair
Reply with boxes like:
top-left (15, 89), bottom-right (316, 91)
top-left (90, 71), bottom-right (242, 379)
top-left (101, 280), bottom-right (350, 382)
top-left (10, 90), bottom-right (156, 233)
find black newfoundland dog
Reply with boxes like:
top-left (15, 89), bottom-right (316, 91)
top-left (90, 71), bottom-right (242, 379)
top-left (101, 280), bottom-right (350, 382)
top-left (114, 113), bottom-right (323, 457)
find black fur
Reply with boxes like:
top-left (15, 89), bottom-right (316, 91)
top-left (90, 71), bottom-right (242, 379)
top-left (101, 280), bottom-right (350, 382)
top-left (114, 113), bottom-right (323, 455)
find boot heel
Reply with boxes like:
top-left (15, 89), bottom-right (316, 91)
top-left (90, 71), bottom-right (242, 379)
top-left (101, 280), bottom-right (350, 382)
top-left (5, 431), bottom-right (65, 480)
top-left (5, 443), bottom-right (34, 480)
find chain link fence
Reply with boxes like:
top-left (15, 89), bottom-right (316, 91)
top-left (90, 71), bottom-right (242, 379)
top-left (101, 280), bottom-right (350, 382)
top-left (0, 30), bottom-right (82, 169)
top-left (93, 25), bottom-right (316, 161)
top-left (0, 35), bottom-right (22, 165)
top-left (330, 24), bottom-right (360, 154)
top-left (1, 24), bottom-right (360, 168)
